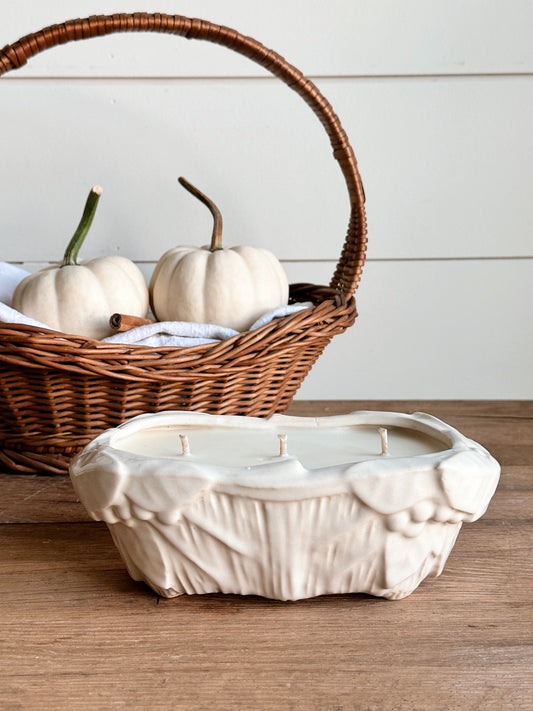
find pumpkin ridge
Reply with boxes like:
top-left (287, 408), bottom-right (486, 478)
top-left (203, 251), bottom-right (219, 325)
top-left (48, 267), bottom-right (62, 330)
top-left (89, 260), bottom-right (116, 318)
top-left (233, 245), bottom-right (288, 315)
top-left (260, 250), bottom-right (280, 304)
top-left (84, 258), bottom-right (148, 335)
top-left (178, 249), bottom-right (209, 324)
top-left (149, 248), bottom-right (178, 317)
top-left (233, 247), bottom-right (261, 315)
top-left (266, 249), bottom-right (290, 302)
top-left (59, 264), bottom-right (108, 336)
top-left (211, 249), bottom-right (253, 329)
top-left (105, 255), bottom-right (149, 310)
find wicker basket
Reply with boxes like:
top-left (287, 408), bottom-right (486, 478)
top-left (0, 13), bottom-right (367, 474)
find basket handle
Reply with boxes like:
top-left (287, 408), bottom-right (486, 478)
top-left (0, 13), bottom-right (367, 298)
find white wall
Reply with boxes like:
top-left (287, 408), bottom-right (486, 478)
top-left (1, 1), bottom-right (531, 399)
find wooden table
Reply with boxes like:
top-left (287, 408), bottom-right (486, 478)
top-left (1, 401), bottom-right (531, 710)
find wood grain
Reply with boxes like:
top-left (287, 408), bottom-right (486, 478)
top-left (0, 401), bottom-right (531, 710)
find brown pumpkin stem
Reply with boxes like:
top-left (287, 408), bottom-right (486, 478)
top-left (178, 177), bottom-right (223, 251)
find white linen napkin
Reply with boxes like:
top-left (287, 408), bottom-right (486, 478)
top-left (0, 262), bottom-right (312, 347)
top-left (0, 262), bottom-right (53, 329)
top-left (0, 262), bottom-right (30, 304)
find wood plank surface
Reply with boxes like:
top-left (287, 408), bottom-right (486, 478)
top-left (0, 401), bottom-right (531, 710)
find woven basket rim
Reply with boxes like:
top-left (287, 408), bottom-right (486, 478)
top-left (0, 288), bottom-right (348, 349)
top-left (0, 291), bottom-right (357, 381)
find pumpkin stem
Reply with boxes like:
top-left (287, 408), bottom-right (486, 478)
top-left (62, 185), bottom-right (103, 266)
top-left (178, 177), bottom-right (223, 251)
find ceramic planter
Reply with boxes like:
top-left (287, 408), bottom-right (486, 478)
top-left (69, 410), bottom-right (500, 601)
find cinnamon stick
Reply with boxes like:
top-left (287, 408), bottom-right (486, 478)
top-left (109, 313), bottom-right (155, 332)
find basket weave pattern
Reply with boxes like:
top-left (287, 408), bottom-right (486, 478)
top-left (0, 14), bottom-right (367, 474)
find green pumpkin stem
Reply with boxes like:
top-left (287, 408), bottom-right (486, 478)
top-left (178, 177), bottom-right (223, 252)
top-left (62, 185), bottom-right (103, 266)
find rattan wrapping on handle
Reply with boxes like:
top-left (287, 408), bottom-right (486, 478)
top-left (0, 13), bottom-right (367, 473)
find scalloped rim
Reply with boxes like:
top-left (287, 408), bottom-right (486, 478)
top-left (70, 410), bottom-right (499, 501)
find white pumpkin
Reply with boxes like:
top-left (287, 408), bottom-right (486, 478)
top-left (149, 178), bottom-right (289, 332)
top-left (12, 186), bottom-right (149, 340)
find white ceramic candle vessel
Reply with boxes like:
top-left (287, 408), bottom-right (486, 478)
top-left (70, 411), bottom-right (500, 601)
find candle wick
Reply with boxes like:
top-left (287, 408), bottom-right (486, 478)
top-left (179, 434), bottom-right (190, 456)
top-left (278, 433), bottom-right (288, 457)
top-left (378, 427), bottom-right (389, 456)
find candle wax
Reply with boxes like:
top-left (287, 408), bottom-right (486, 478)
top-left (113, 425), bottom-right (446, 469)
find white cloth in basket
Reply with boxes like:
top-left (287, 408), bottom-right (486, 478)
top-left (0, 262), bottom-right (311, 347)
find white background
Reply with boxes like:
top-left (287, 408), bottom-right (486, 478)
top-left (1, 1), bottom-right (531, 399)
